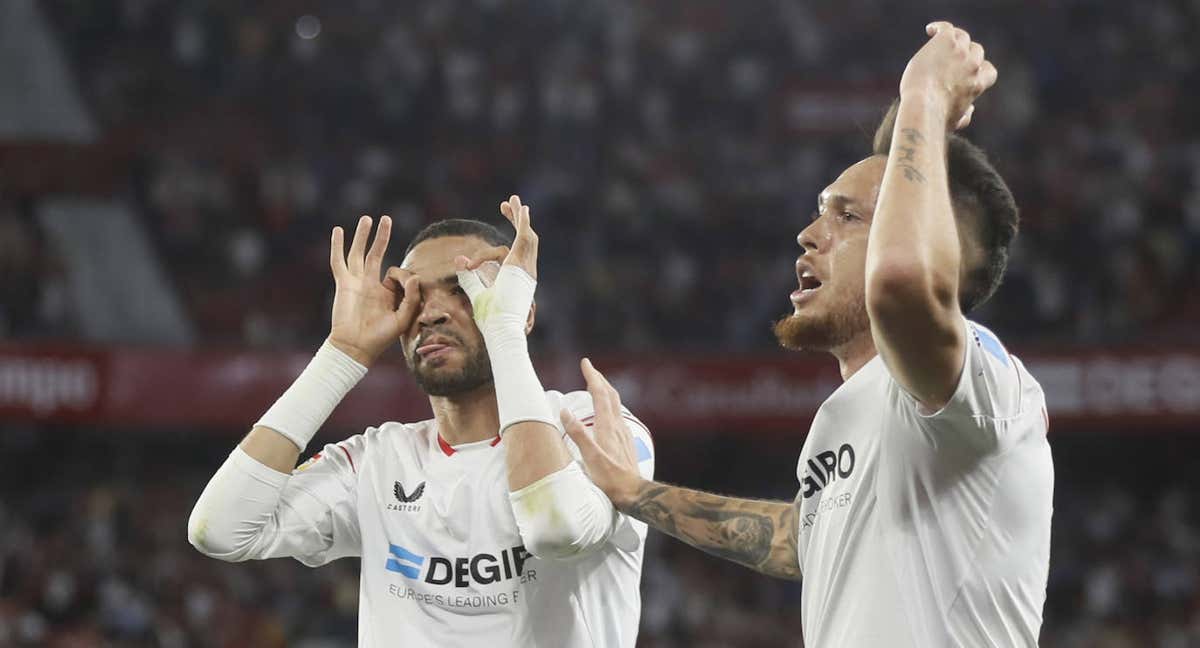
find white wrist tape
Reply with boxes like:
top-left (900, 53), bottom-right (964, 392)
top-left (456, 263), bottom-right (555, 433)
top-left (255, 340), bottom-right (367, 451)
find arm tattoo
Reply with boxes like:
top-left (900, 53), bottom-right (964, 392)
top-left (899, 165), bottom-right (926, 183)
top-left (896, 129), bottom-right (927, 184)
top-left (624, 482), bottom-right (802, 580)
top-left (900, 127), bottom-right (926, 145)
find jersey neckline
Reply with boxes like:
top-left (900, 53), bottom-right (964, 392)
top-left (437, 434), bottom-right (502, 456)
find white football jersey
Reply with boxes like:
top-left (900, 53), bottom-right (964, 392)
top-left (268, 390), bottom-right (655, 647)
top-left (795, 318), bottom-right (1053, 647)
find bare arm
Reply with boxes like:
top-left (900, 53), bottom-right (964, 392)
top-left (561, 359), bottom-right (801, 580)
top-left (866, 22), bottom-right (996, 409)
top-left (239, 426), bottom-right (303, 473)
top-left (625, 482), bottom-right (802, 580)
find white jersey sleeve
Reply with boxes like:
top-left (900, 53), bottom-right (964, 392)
top-left (188, 436), bottom-right (364, 567)
top-left (556, 390), bottom-right (656, 552)
top-left (899, 317), bottom-right (1031, 455)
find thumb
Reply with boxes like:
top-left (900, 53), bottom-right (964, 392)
top-left (954, 104), bottom-right (975, 130)
top-left (454, 256), bottom-right (487, 300)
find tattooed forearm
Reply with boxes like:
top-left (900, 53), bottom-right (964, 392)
top-left (900, 165), bottom-right (926, 183)
top-left (624, 482), bottom-right (802, 580)
top-left (900, 127), bottom-right (926, 145)
top-left (895, 128), bottom-right (927, 183)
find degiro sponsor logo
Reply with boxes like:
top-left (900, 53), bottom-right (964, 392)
top-left (800, 443), bottom-right (856, 499)
top-left (386, 543), bottom-right (534, 588)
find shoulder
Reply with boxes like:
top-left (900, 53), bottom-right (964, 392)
top-left (552, 390), bottom-right (651, 434)
top-left (295, 419), bottom-right (436, 476)
top-left (548, 389), bottom-right (594, 418)
top-left (965, 319), bottom-right (1015, 368)
top-left (890, 318), bottom-right (1042, 454)
top-left (553, 390), bottom-right (655, 470)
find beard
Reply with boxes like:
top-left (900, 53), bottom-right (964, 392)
top-left (773, 292), bottom-right (869, 352)
top-left (406, 334), bottom-right (494, 397)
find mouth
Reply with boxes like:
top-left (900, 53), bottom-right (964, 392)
top-left (416, 336), bottom-right (458, 361)
top-left (791, 271), bottom-right (823, 304)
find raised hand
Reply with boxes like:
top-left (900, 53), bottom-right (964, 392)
top-left (899, 21), bottom-right (998, 131)
top-left (328, 215), bottom-right (421, 366)
top-left (560, 359), bottom-right (644, 509)
top-left (454, 195), bottom-right (539, 332)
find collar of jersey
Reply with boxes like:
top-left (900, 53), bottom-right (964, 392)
top-left (437, 434), bottom-right (502, 456)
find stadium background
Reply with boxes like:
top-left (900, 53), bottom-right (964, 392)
top-left (1, 0), bottom-right (1198, 646)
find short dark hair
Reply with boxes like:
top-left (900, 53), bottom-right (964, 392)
top-left (872, 100), bottom-right (1019, 313)
top-left (403, 218), bottom-right (513, 257)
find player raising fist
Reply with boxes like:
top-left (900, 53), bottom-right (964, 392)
top-left (564, 23), bottom-right (1052, 648)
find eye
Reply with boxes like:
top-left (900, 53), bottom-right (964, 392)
top-left (450, 285), bottom-right (465, 296)
top-left (838, 211), bottom-right (859, 223)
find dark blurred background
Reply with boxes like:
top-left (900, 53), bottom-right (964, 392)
top-left (1, 0), bottom-right (1197, 646)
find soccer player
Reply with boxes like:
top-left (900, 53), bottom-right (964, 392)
top-left (187, 196), bottom-right (655, 647)
top-left (558, 23), bottom-right (1052, 647)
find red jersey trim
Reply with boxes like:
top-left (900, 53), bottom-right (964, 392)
top-left (337, 445), bottom-right (356, 473)
top-left (438, 434), bottom-right (502, 456)
top-left (579, 414), bottom-right (653, 440)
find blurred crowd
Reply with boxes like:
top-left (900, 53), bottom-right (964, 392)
top-left (3, 4), bottom-right (1197, 647)
top-left (0, 430), bottom-right (1195, 648)
top-left (30, 0), bottom-right (1200, 352)
top-left (0, 197), bottom-right (72, 341)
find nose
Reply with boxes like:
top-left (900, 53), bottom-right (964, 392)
top-left (417, 296), bottom-right (451, 328)
top-left (797, 219), bottom-right (821, 255)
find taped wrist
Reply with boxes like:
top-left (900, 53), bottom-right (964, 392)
top-left (456, 264), bottom-right (555, 433)
top-left (255, 340), bottom-right (367, 451)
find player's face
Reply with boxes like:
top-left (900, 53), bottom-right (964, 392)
top-left (398, 236), bottom-right (495, 397)
top-left (774, 156), bottom-right (885, 352)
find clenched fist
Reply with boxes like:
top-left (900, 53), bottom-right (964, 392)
top-left (899, 21), bottom-right (998, 131)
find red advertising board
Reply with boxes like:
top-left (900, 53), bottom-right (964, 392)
top-left (1, 344), bottom-right (1197, 435)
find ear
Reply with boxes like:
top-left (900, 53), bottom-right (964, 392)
top-left (525, 301), bottom-right (537, 336)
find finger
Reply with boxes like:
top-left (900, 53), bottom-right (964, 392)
top-left (979, 60), bottom-right (998, 90)
top-left (517, 205), bottom-right (538, 251)
top-left (383, 266), bottom-right (413, 291)
top-left (594, 363), bottom-right (627, 430)
top-left (467, 245), bottom-right (509, 270)
top-left (954, 104), bottom-right (975, 130)
top-left (968, 42), bottom-right (985, 66)
top-left (330, 227), bottom-right (349, 280)
top-left (952, 27), bottom-right (970, 47)
top-left (454, 256), bottom-right (487, 300)
top-left (561, 409), bottom-right (599, 455)
top-left (364, 215), bottom-right (392, 279)
top-left (926, 21), bottom-right (953, 36)
top-left (347, 215), bottom-right (372, 275)
top-left (393, 275), bottom-right (422, 327)
top-left (581, 358), bottom-right (615, 420)
top-left (500, 196), bottom-right (519, 229)
top-left (584, 359), bottom-right (627, 451)
top-left (519, 204), bottom-right (532, 234)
